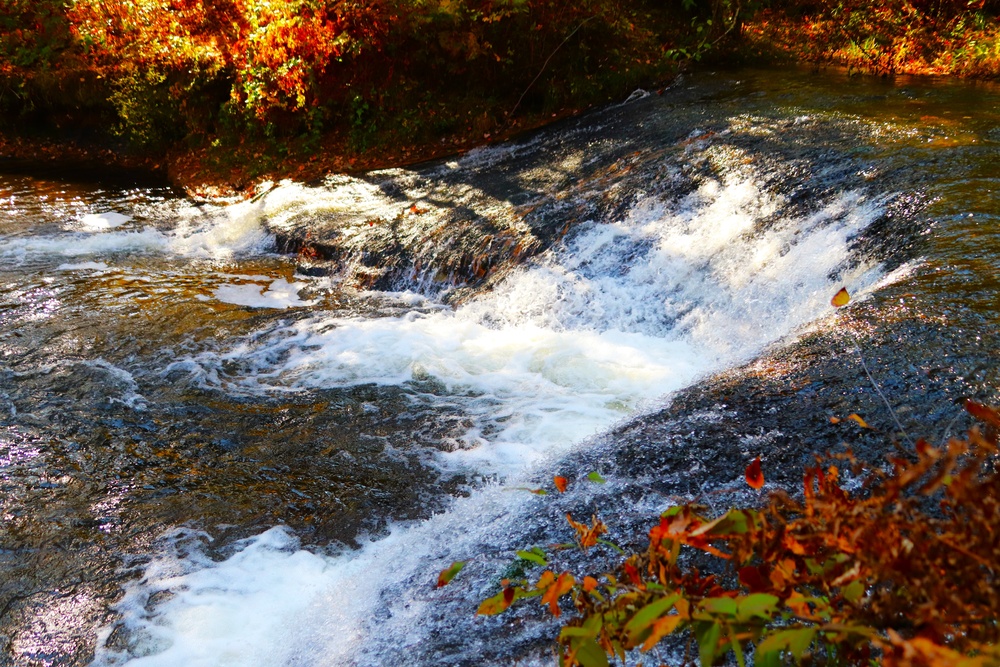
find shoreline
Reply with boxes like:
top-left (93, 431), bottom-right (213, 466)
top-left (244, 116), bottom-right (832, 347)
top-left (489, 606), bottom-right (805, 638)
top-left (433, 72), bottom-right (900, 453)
top-left (4, 57), bottom-right (1000, 199)
top-left (0, 103), bottom-right (604, 200)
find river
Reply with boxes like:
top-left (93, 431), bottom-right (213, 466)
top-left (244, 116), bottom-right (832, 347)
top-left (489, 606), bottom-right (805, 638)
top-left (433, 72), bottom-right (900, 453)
top-left (1, 66), bottom-right (998, 666)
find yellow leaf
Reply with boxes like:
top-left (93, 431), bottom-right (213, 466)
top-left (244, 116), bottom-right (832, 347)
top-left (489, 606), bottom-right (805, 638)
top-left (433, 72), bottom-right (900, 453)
top-left (436, 560), bottom-right (465, 587)
top-left (831, 287), bottom-right (850, 307)
top-left (477, 588), bottom-right (512, 615)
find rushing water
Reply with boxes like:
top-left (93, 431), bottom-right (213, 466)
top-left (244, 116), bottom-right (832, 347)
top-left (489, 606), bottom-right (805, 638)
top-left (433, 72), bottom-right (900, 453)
top-left (1, 67), bottom-right (999, 666)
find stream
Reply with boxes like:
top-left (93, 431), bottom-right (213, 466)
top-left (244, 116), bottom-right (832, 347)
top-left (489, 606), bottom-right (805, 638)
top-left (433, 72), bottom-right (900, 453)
top-left (1, 66), bottom-right (999, 666)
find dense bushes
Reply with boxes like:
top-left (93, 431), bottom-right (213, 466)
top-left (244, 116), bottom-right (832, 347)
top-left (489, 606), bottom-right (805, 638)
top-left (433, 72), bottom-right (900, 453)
top-left (5, 1), bottom-right (1000, 175)
top-left (745, 0), bottom-right (1000, 76)
top-left (0, 0), bottom-right (746, 153)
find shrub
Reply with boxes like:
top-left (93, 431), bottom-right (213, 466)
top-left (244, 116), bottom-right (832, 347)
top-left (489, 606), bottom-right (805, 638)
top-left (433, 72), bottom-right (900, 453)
top-left (456, 400), bottom-right (1000, 666)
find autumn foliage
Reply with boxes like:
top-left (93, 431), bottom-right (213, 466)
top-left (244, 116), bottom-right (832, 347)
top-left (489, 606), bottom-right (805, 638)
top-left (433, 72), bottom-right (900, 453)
top-left (745, 0), bottom-right (1000, 77)
top-left (458, 401), bottom-right (1000, 666)
top-left (0, 0), bottom-right (745, 154)
top-left (5, 1), bottom-right (1000, 172)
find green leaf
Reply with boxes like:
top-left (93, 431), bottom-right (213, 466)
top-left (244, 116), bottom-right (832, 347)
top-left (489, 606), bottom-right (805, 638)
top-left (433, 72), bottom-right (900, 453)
top-left (697, 509), bottom-right (756, 536)
top-left (560, 626), bottom-right (599, 640)
top-left (756, 628), bottom-right (817, 660)
top-left (755, 643), bottom-right (782, 667)
top-left (730, 628), bottom-right (746, 667)
top-left (623, 593), bottom-right (682, 641)
top-left (736, 593), bottom-right (780, 622)
top-left (596, 538), bottom-right (625, 555)
top-left (701, 597), bottom-right (738, 617)
top-left (696, 621), bottom-right (723, 667)
top-left (787, 627), bottom-right (817, 658)
top-left (516, 547), bottom-right (548, 566)
top-left (507, 486), bottom-right (547, 495)
top-left (842, 579), bottom-right (865, 603)
top-left (574, 638), bottom-right (609, 667)
top-left (436, 560), bottom-right (465, 588)
top-left (586, 471), bottom-right (606, 484)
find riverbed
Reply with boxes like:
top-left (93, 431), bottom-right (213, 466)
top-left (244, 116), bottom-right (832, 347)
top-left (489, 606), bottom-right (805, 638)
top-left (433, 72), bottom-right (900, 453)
top-left (1, 66), bottom-right (998, 666)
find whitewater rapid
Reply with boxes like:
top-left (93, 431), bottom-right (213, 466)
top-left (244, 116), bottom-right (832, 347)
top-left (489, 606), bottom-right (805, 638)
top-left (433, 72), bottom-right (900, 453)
top-left (80, 141), bottom-right (894, 665)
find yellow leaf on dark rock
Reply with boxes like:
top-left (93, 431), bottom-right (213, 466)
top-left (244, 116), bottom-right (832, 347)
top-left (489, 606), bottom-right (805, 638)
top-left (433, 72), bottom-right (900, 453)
top-left (831, 287), bottom-right (850, 307)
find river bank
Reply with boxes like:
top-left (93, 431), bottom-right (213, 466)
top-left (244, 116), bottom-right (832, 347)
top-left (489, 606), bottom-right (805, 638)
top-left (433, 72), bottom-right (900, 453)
top-left (0, 102), bottom-right (596, 199)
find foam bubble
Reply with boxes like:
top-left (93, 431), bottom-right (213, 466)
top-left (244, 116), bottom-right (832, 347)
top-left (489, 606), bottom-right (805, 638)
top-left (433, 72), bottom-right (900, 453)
top-left (212, 278), bottom-right (317, 309)
top-left (55, 261), bottom-right (110, 271)
top-left (77, 211), bottom-right (132, 231)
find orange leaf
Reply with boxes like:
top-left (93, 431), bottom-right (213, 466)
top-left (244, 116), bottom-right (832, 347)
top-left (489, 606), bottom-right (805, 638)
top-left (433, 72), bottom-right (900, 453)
top-left (831, 287), bottom-right (850, 307)
top-left (540, 572), bottom-right (575, 617)
top-left (566, 513), bottom-right (607, 550)
top-left (745, 456), bottom-right (765, 490)
top-left (829, 416), bottom-right (841, 424)
top-left (847, 413), bottom-right (870, 429)
top-left (554, 476), bottom-right (568, 493)
top-left (583, 576), bottom-right (599, 592)
top-left (641, 614), bottom-right (683, 652)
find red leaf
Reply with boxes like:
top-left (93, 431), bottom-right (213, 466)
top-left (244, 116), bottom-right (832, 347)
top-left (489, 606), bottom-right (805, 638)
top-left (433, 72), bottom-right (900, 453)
top-left (553, 476), bottom-right (568, 493)
top-left (739, 565), bottom-right (769, 593)
top-left (966, 399), bottom-right (1000, 429)
top-left (745, 456), bottom-right (765, 490)
top-left (624, 562), bottom-right (643, 587)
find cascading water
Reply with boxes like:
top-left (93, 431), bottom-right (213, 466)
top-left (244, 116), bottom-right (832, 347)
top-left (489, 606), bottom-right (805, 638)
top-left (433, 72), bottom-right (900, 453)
top-left (3, 67), bottom-right (999, 666)
top-left (91, 97), bottom-right (897, 667)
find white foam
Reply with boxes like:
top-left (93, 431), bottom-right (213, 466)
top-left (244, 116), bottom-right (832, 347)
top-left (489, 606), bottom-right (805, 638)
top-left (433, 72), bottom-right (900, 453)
top-left (93, 485), bottom-right (545, 667)
top-left (164, 170), bottom-right (888, 482)
top-left (1, 195), bottom-right (274, 265)
top-left (77, 211), bottom-right (132, 231)
top-left (174, 312), bottom-right (702, 473)
top-left (94, 527), bottom-right (339, 667)
top-left (212, 278), bottom-right (316, 309)
top-left (55, 261), bottom-right (110, 271)
top-left (0, 228), bottom-right (170, 263)
top-left (84, 359), bottom-right (148, 410)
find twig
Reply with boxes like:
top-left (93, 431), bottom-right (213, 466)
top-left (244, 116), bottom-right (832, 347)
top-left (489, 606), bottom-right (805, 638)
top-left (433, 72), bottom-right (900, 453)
top-left (848, 331), bottom-right (915, 447)
top-left (506, 16), bottom-right (595, 126)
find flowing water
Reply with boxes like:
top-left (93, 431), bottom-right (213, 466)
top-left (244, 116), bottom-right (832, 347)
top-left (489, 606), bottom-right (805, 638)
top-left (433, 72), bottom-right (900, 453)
top-left (1, 67), bottom-right (999, 666)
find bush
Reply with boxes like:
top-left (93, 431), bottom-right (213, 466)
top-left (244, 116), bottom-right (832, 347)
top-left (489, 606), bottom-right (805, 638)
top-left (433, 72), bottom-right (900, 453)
top-left (455, 400), bottom-right (1000, 666)
top-left (0, 0), bottom-right (749, 152)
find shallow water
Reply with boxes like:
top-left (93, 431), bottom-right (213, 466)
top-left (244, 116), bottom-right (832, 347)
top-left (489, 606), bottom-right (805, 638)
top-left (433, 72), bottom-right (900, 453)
top-left (1, 66), bottom-right (999, 666)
